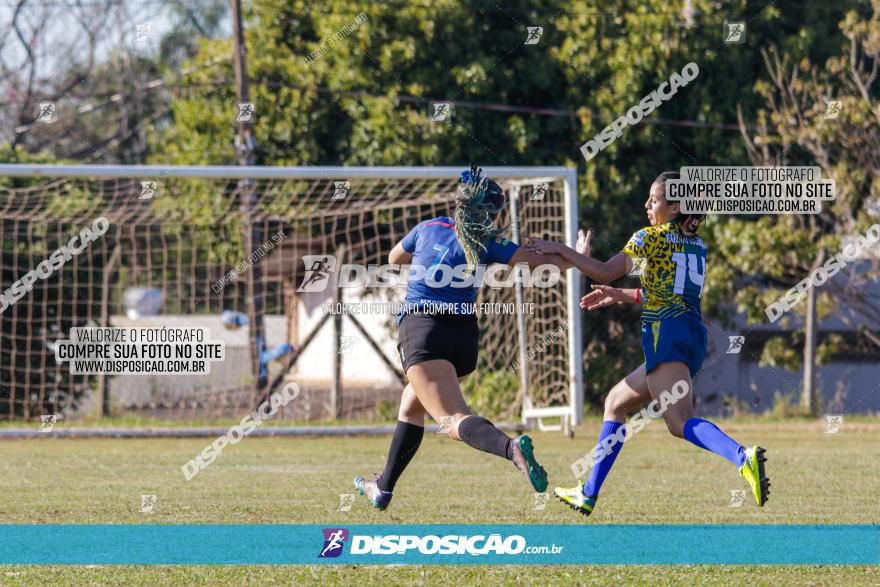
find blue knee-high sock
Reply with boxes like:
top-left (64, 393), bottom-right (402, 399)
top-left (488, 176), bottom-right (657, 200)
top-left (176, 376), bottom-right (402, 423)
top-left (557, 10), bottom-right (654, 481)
top-left (583, 421), bottom-right (626, 498)
top-left (683, 418), bottom-right (746, 467)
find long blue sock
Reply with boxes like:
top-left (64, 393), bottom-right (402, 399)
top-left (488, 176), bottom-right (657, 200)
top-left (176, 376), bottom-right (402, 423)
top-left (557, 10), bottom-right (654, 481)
top-left (683, 418), bottom-right (746, 467)
top-left (583, 421), bottom-right (626, 498)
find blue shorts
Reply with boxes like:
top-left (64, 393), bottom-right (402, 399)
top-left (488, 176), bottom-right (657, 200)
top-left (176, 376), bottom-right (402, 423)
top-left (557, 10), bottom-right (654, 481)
top-left (641, 313), bottom-right (707, 377)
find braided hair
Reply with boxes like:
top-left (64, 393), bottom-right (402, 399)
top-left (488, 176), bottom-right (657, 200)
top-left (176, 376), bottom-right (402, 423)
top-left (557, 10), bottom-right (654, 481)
top-left (654, 171), bottom-right (703, 238)
top-left (455, 165), bottom-right (507, 274)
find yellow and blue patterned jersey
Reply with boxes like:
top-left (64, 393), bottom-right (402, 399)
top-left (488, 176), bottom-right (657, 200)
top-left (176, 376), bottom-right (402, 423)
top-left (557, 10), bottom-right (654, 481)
top-left (622, 219), bottom-right (706, 322)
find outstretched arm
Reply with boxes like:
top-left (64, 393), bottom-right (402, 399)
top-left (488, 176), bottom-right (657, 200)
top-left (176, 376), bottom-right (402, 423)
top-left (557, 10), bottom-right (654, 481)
top-left (565, 250), bottom-right (630, 283)
top-left (524, 230), bottom-right (631, 283)
top-left (507, 247), bottom-right (572, 270)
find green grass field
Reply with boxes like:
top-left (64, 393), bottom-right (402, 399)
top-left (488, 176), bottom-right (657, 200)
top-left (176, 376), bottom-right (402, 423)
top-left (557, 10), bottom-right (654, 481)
top-left (0, 419), bottom-right (878, 585)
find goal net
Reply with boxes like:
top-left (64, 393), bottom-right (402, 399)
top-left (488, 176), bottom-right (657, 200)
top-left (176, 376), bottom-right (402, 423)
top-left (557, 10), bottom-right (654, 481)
top-left (0, 165), bottom-right (582, 430)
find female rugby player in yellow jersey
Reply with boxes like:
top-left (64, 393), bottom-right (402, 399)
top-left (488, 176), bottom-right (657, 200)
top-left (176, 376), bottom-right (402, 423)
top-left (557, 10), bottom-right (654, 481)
top-left (526, 171), bottom-right (770, 517)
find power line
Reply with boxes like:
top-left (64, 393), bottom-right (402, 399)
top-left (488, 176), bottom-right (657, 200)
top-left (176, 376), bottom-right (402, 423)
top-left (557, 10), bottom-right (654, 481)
top-left (5, 61), bottom-right (752, 135)
top-left (248, 79), bottom-right (753, 131)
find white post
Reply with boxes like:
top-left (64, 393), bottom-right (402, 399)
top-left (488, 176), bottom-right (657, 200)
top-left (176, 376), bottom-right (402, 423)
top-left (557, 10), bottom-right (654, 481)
top-left (507, 186), bottom-right (531, 424)
top-left (563, 170), bottom-right (583, 426)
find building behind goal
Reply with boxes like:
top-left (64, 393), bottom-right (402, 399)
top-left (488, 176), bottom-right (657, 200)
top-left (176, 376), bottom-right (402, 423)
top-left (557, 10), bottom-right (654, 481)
top-left (0, 165), bottom-right (582, 433)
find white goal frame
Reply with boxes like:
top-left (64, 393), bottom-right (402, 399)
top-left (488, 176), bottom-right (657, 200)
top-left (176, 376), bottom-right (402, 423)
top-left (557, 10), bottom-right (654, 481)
top-left (0, 164), bottom-right (583, 431)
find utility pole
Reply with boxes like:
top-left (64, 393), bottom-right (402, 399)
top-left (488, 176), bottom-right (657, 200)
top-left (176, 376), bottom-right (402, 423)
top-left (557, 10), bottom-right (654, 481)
top-left (230, 0), bottom-right (267, 401)
top-left (802, 284), bottom-right (818, 416)
top-left (802, 249), bottom-right (825, 416)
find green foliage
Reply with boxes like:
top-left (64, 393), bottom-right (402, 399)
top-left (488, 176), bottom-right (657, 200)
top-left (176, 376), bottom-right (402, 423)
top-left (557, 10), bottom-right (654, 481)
top-left (376, 399), bottom-right (398, 422)
top-left (771, 391), bottom-right (815, 418)
top-left (760, 337), bottom-right (801, 372)
top-left (816, 333), bottom-right (844, 365)
top-left (461, 368), bottom-right (520, 420)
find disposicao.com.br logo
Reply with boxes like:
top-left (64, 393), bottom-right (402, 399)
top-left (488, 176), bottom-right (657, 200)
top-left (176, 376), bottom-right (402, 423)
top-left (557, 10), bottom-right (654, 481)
top-left (319, 528), bottom-right (349, 558)
top-left (318, 528), bottom-right (563, 558)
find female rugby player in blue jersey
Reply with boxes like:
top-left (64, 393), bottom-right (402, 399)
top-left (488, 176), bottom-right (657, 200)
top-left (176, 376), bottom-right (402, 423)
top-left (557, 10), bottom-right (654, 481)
top-left (354, 166), bottom-right (571, 510)
top-left (526, 171), bottom-right (770, 517)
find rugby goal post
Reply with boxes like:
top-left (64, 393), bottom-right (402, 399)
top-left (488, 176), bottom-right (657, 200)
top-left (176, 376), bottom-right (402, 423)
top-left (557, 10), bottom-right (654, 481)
top-left (0, 164), bottom-right (582, 432)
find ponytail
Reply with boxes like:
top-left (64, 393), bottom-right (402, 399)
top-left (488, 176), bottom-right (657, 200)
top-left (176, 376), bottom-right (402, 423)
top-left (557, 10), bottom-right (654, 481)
top-left (455, 165), bottom-right (507, 274)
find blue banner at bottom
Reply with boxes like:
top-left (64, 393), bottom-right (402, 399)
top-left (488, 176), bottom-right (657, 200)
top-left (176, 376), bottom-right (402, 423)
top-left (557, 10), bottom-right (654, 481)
top-left (0, 524), bottom-right (877, 565)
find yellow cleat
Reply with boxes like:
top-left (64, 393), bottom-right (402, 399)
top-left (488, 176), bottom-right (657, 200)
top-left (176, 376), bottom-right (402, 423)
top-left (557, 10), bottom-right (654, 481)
top-left (738, 446), bottom-right (770, 506)
top-left (554, 482), bottom-right (596, 517)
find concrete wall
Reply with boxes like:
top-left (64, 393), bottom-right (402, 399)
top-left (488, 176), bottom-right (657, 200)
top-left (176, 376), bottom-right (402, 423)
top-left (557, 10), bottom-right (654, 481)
top-left (696, 298), bottom-right (880, 415)
top-left (108, 289), bottom-right (403, 416)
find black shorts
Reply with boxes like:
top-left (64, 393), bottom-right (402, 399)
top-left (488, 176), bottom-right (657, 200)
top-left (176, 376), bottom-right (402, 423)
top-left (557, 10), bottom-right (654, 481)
top-left (397, 313), bottom-right (480, 377)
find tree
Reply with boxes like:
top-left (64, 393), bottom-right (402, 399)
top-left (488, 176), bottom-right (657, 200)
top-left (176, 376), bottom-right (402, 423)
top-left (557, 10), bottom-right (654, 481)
top-left (0, 0), bottom-right (228, 163)
top-left (710, 3), bottom-right (880, 413)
